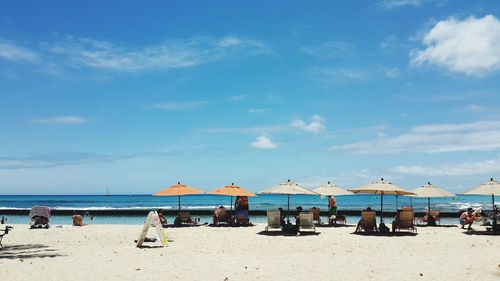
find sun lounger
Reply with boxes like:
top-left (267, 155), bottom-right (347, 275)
top-left (235, 210), bottom-right (250, 225)
top-left (392, 209), bottom-right (417, 233)
top-left (310, 207), bottom-right (321, 224)
top-left (265, 210), bottom-right (282, 232)
top-left (417, 210), bottom-right (440, 225)
top-left (213, 208), bottom-right (231, 225)
top-left (176, 211), bottom-right (193, 225)
top-left (298, 213), bottom-right (316, 233)
top-left (355, 211), bottom-right (378, 232)
top-left (29, 206), bottom-right (51, 229)
top-left (0, 226), bottom-right (13, 248)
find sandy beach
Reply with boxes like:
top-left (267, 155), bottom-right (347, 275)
top-left (1, 223), bottom-right (499, 281)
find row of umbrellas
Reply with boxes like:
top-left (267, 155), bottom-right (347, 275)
top-left (153, 178), bottom-right (500, 226)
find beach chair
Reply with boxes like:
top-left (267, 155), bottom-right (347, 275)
top-left (265, 210), bottom-right (282, 232)
top-left (417, 210), bottom-right (440, 225)
top-left (298, 213), bottom-right (316, 233)
top-left (176, 212), bottom-right (193, 225)
top-left (0, 226), bottom-right (13, 248)
top-left (235, 210), bottom-right (250, 225)
top-left (29, 206), bottom-right (51, 229)
top-left (213, 208), bottom-right (231, 225)
top-left (329, 213), bottom-right (347, 225)
top-left (310, 207), bottom-right (321, 224)
top-left (392, 209), bottom-right (417, 233)
top-left (355, 211), bottom-right (378, 232)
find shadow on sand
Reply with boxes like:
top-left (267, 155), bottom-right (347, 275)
top-left (352, 232), bottom-right (418, 237)
top-left (208, 223), bottom-right (255, 228)
top-left (463, 230), bottom-right (500, 236)
top-left (257, 230), bottom-right (320, 237)
top-left (315, 223), bottom-right (353, 228)
top-left (0, 244), bottom-right (63, 259)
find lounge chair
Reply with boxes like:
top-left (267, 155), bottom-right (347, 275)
top-left (235, 210), bottom-right (250, 225)
top-left (392, 209), bottom-right (417, 233)
top-left (417, 210), bottom-right (440, 225)
top-left (265, 210), bottom-right (282, 232)
top-left (213, 208), bottom-right (231, 225)
top-left (310, 207), bottom-right (321, 224)
top-left (175, 212), bottom-right (193, 225)
top-left (298, 213), bottom-right (316, 233)
top-left (0, 226), bottom-right (13, 248)
top-left (329, 212), bottom-right (347, 225)
top-left (29, 206), bottom-right (51, 229)
top-left (355, 211), bottom-right (378, 232)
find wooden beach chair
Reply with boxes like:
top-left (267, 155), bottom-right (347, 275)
top-left (235, 210), bottom-right (250, 225)
top-left (392, 209), bottom-right (417, 233)
top-left (310, 207), bottom-right (321, 224)
top-left (355, 211), bottom-right (378, 232)
top-left (213, 208), bottom-right (231, 225)
top-left (0, 226), bottom-right (13, 248)
top-left (265, 210), bottom-right (282, 232)
top-left (177, 212), bottom-right (193, 225)
top-left (298, 213), bottom-right (316, 233)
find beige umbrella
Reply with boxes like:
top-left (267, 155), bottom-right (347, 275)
top-left (313, 181), bottom-right (353, 213)
top-left (412, 182), bottom-right (454, 215)
top-left (259, 179), bottom-right (317, 221)
top-left (350, 178), bottom-right (415, 224)
top-left (461, 178), bottom-right (500, 226)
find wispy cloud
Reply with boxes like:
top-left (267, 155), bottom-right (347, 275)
top-left (198, 125), bottom-right (288, 135)
top-left (291, 115), bottom-right (326, 134)
top-left (250, 136), bottom-right (277, 149)
top-left (331, 120), bottom-right (500, 154)
top-left (45, 36), bottom-right (270, 73)
top-left (379, 0), bottom-right (422, 9)
top-left (150, 101), bottom-right (209, 110)
top-left (411, 15), bottom-right (500, 76)
top-left (0, 41), bottom-right (39, 62)
top-left (247, 108), bottom-right (268, 114)
top-left (300, 41), bottom-right (357, 59)
top-left (32, 116), bottom-right (87, 124)
top-left (392, 157), bottom-right (500, 176)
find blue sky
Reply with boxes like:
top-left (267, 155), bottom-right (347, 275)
top-left (1, 0), bottom-right (500, 194)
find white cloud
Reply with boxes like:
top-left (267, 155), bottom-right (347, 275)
top-left (250, 136), bottom-right (277, 149)
top-left (392, 157), bottom-right (500, 176)
top-left (332, 120), bottom-right (500, 154)
top-left (411, 15), bottom-right (500, 76)
top-left (380, 0), bottom-right (422, 9)
top-left (0, 41), bottom-right (39, 62)
top-left (291, 115), bottom-right (326, 134)
top-left (150, 101), bottom-right (209, 110)
top-left (32, 116), bottom-right (87, 124)
top-left (43, 36), bottom-right (270, 73)
top-left (314, 67), bottom-right (368, 80)
top-left (247, 108), bottom-right (268, 114)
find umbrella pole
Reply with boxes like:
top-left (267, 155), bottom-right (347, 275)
top-left (287, 195), bottom-right (290, 223)
top-left (380, 193), bottom-right (384, 224)
top-left (178, 195), bottom-right (181, 213)
top-left (230, 196), bottom-right (233, 216)
top-left (493, 194), bottom-right (497, 226)
top-left (395, 195), bottom-right (398, 210)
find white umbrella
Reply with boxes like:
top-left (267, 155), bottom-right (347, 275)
top-left (350, 178), bottom-right (415, 224)
top-left (412, 182), bottom-right (454, 215)
top-left (313, 181), bottom-right (353, 215)
top-left (461, 178), bottom-right (500, 226)
top-left (259, 179), bottom-right (317, 221)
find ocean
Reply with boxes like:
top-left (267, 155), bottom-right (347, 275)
top-left (0, 194), bottom-right (494, 225)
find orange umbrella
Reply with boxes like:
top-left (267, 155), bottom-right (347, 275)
top-left (153, 182), bottom-right (204, 212)
top-left (209, 183), bottom-right (256, 213)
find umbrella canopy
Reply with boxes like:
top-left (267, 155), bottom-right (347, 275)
top-left (350, 178), bottom-right (415, 225)
top-left (209, 183), bottom-right (256, 197)
top-left (259, 179), bottom-right (317, 195)
top-left (461, 178), bottom-right (500, 226)
top-left (313, 181), bottom-right (353, 196)
top-left (413, 182), bottom-right (454, 198)
top-left (153, 182), bottom-right (204, 212)
top-left (412, 182), bottom-right (454, 220)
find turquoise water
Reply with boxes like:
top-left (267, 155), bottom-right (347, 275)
top-left (0, 194), bottom-right (494, 225)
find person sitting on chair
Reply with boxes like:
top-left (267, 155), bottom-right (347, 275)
top-left (294, 206), bottom-right (303, 226)
top-left (158, 209), bottom-right (168, 228)
top-left (72, 211), bottom-right (84, 226)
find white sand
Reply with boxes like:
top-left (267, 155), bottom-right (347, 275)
top-left (1, 223), bottom-right (499, 281)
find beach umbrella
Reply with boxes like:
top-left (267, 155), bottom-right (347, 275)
top-left (313, 181), bottom-right (353, 213)
top-left (153, 182), bottom-right (204, 212)
top-left (461, 178), bottom-right (500, 226)
top-left (350, 178), bottom-right (415, 224)
top-left (412, 182), bottom-right (454, 214)
top-left (208, 183), bottom-right (256, 214)
top-left (259, 179), bottom-right (318, 221)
